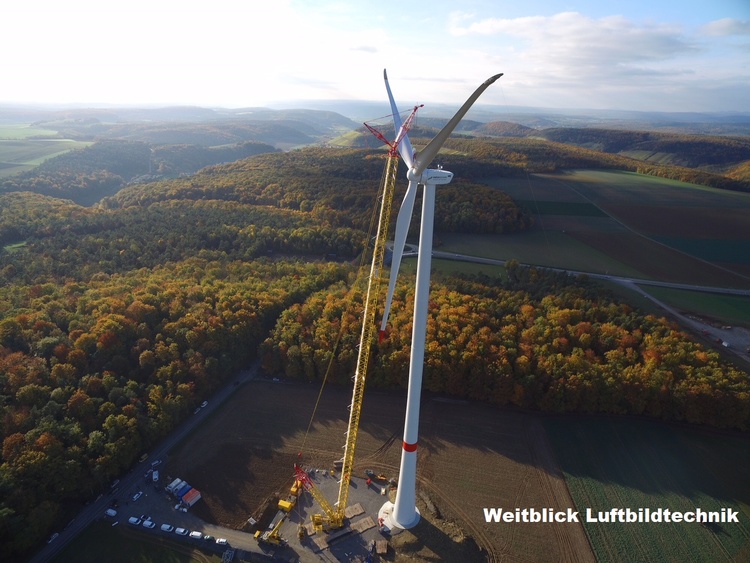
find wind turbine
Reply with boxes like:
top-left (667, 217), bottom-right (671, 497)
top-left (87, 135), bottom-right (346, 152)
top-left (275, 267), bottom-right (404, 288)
top-left (378, 70), bottom-right (503, 531)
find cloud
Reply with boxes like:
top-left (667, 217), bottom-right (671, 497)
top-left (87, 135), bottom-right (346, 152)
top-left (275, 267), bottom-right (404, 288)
top-left (443, 10), bottom-right (713, 110)
top-left (351, 45), bottom-right (378, 53)
top-left (450, 12), bottom-right (697, 73)
top-left (701, 18), bottom-right (750, 36)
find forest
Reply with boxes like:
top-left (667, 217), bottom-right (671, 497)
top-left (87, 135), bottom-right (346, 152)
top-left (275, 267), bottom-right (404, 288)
top-left (0, 140), bottom-right (278, 205)
top-left (261, 263), bottom-right (749, 429)
top-left (0, 145), bottom-right (531, 559)
top-left (0, 128), bottom-right (749, 559)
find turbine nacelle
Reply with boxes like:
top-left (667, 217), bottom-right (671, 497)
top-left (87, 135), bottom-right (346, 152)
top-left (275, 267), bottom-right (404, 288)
top-left (420, 168), bottom-right (453, 185)
top-left (406, 167), bottom-right (453, 185)
top-left (380, 69), bottom-right (502, 337)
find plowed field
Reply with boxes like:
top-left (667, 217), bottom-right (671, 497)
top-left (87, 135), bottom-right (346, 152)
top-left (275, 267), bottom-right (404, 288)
top-left (166, 380), bottom-right (593, 562)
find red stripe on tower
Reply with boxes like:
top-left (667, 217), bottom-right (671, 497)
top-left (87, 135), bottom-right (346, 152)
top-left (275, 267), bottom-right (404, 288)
top-left (403, 441), bottom-right (418, 452)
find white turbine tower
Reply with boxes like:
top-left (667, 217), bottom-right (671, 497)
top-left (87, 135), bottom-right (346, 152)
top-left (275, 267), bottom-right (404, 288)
top-left (378, 70), bottom-right (502, 531)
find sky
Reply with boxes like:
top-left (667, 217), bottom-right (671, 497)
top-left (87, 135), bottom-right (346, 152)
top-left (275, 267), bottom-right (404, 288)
top-left (3, 0), bottom-right (749, 113)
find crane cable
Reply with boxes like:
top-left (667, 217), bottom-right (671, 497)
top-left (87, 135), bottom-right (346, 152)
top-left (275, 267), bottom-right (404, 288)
top-left (298, 155), bottom-right (390, 455)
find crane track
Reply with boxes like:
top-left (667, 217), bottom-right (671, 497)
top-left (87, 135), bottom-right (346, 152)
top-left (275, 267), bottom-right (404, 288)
top-left (365, 431), bottom-right (399, 460)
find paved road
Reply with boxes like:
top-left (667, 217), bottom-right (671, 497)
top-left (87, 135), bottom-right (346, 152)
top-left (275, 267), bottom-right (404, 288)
top-left (30, 363), bottom-right (260, 563)
top-left (431, 250), bottom-right (750, 296)
top-left (430, 250), bottom-right (750, 363)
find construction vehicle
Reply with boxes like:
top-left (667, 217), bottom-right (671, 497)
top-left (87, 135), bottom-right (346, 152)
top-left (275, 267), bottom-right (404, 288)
top-left (254, 509), bottom-right (287, 545)
top-left (366, 469), bottom-right (388, 482)
top-left (295, 104), bottom-right (422, 532)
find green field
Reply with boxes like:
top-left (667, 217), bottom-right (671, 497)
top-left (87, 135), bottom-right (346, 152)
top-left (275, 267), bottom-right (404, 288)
top-left (0, 125), bottom-right (88, 178)
top-left (0, 124), bottom-right (62, 139)
top-left (52, 521), bottom-right (221, 563)
top-left (478, 170), bottom-right (750, 287)
top-left (640, 286), bottom-right (750, 325)
top-left (544, 417), bottom-right (750, 562)
top-left (400, 256), bottom-right (507, 279)
top-left (2, 241), bottom-right (27, 253)
top-left (439, 230), bottom-right (644, 277)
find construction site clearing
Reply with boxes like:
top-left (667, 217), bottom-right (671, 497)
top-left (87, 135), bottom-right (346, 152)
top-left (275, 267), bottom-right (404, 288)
top-left (252, 466), bottom-right (391, 561)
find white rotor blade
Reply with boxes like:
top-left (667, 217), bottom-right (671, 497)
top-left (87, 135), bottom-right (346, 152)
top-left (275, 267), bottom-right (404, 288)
top-left (380, 69), bottom-right (418, 335)
top-left (384, 69), bottom-right (415, 169)
top-left (413, 73), bottom-right (503, 175)
top-left (380, 178), bottom-right (418, 333)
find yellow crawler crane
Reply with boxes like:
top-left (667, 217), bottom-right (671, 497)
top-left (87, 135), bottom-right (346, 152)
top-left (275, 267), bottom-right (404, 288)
top-left (296, 104), bottom-right (421, 532)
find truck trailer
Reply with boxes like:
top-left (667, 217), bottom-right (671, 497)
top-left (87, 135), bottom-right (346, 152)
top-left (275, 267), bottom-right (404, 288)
top-left (175, 483), bottom-right (192, 499)
top-left (182, 488), bottom-right (202, 507)
top-left (166, 478), bottom-right (184, 493)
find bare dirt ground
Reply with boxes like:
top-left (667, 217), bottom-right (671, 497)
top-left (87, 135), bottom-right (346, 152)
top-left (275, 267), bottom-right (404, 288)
top-left (166, 380), bottom-right (594, 562)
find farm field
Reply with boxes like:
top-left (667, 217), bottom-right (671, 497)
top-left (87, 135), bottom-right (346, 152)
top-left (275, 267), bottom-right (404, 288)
top-left (640, 286), bottom-right (750, 326)
top-left (0, 124), bottom-right (87, 178)
top-left (166, 380), bottom-right (593, 562)
top-left (403, 256), bottom-right (506, 279)
top-left (0, 124), bottom-right (62, 139)
top-left (439, 230), bottom-right (644, 278)
top-left (544, 416), bottom-right (750, 562)
top-left (478, 170), bottom-right (750, 287)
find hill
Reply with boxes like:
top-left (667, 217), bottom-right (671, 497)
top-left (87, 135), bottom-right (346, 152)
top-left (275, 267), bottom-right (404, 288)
top-left (1, 130), bottom-right (749, 559)
top-left (0, 106), bottom-right (361, 206)
top-left (30, 107), bottom-right (356, 148)
top-left (0, 140), bottom-right (279, 206)
top-left (475, 120), bottom-right (535, 137)
top-left (533, 127), bottom-right (750, 171)
top-left (331, 120), bottom-right (750, 192)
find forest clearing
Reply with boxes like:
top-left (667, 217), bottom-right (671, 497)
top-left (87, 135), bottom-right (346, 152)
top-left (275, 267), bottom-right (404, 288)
top-left (167, 379), bottom-right (593, 562)
top-left (166, 378), bottom-right (750, 562)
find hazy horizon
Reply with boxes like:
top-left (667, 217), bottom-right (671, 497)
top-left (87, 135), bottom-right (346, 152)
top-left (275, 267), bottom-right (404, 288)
top-left (4, 1), bottom-right (750, 113)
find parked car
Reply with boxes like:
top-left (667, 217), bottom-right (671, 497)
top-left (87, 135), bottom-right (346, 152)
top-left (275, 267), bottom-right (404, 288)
top-left (189, 531), bottom-right (203, 539)
top-left (132, 491), bottom-right (143, 502)
top-left (105, 508), bottom-right (117, 517)
top-left (203, 535), bottom-right (215, 542)
top-left (128, 517), bottom-right (141, 526)
top-left (151, 459), bottom-right (162, 467)
top-left (142, 520), bottom-right (156, 529)
top-left (216, 538), bottom-right (228, 545)
top-left (161, 524), bottom-right (174, 532)
top-left (201, 401), bottom-right (208, 408)
top-left (175, 527), bottom-right (189, 536)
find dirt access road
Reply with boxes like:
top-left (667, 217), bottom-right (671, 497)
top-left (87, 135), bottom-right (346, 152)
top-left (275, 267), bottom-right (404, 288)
top-left (166, 379), bottom-right (594, 562)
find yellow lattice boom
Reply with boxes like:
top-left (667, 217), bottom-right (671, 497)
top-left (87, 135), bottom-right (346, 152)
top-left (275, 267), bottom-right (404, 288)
top-left (303, 154), bottom-right (399, 530)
